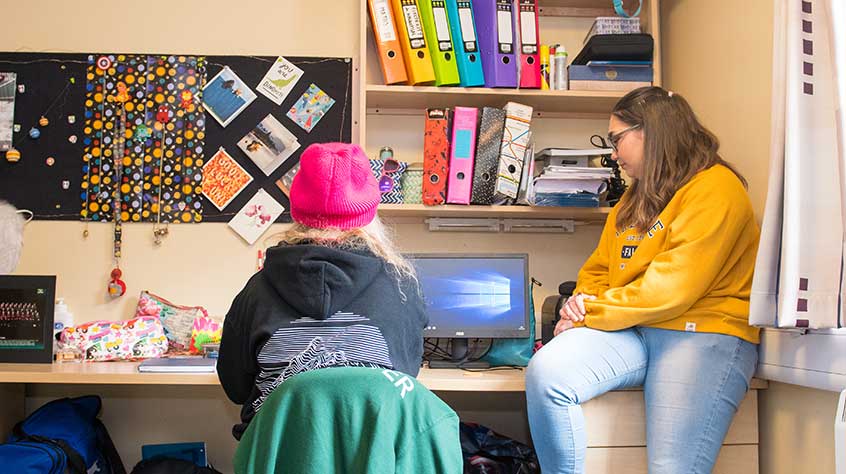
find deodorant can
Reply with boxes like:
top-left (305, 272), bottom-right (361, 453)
top-left (539, 45), bottom-right (550, 90)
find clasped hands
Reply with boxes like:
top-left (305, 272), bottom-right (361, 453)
top-left (554, 293), bottom-right (596, 336)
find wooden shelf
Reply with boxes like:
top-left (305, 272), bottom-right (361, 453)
top-left (0, 362), bottom-right (767, 391)
top-left (378, 204), bottom-right (612, 221)
top-left (366, 85), bottom-right (624, 116)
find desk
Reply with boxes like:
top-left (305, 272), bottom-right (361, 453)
top-left (0, 363), bottom-right (768, 474)
top-left (0, 362), bottom-right (528, 390)
top-left (0, 362), bottom-right (769, 390)
top-left (0, 363), bottom-right (534, 444)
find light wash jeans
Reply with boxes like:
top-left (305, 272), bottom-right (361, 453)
top-left (525, 326), bottom-right (758, 474)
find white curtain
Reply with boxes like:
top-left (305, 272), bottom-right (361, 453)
top-left (750, 0), bottom-right (846, 329)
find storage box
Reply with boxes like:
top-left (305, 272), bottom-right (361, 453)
top-left (586, 17), bottom-right (641, 42)
top-left (535, 148), bottom-right (611, 168)
top-left (568, 65), bottom-right (653, 82)
top-left (401, 164), bottom-right (423, 204)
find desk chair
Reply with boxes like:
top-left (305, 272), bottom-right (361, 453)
top-left (233, 366), bottom-right (463, 474)
top-left (541, 281), bottom-right (576, 344)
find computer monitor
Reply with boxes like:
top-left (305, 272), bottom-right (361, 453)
top-left (406, 253), bottom-right (530, 368)
top-left (0, 275), bottom-right (56, 363)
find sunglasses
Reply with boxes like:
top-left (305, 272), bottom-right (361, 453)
top-left (378, 147), bottom-right (400, 194)
top-left (606, 124), bottom-right (641, 152)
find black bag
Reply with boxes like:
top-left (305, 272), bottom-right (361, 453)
top-left (131, 457), bottom-right (222, 474)
top-left (571, 34), bottom-right (654, 65)
top-left (459, 422), bottom-right (539, 474)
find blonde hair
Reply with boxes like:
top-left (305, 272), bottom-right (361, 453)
top-left (611, 86), bottom-right (747, 233)
top-left (271, 217), bottom-right (418, 292)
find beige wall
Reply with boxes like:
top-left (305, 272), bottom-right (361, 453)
top-left (5, 0), bottom-right (842, 472)
top-left (662, 1), bottom-right (841, 473)
top-left (1, 0), bottom-right (359, 57)
top-left (3, 0), bottom-right (597, 470)
top-left (662, 0), bottom-right (773, 218)
top-left (3, 0), bottom-right (361, 321)
top-left (1, 3), bottom-right (365, 470)
top-left (5, 0), bottom-right (597, 326)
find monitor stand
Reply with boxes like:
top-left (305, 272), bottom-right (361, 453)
top-left (427, 338), bottom-right (491, 369)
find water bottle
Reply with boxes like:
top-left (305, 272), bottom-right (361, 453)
top-left (53, 298), bottom-right (74, 357)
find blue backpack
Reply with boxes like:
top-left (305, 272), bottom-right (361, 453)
top-left (0, 395), bottom-right (125, 474)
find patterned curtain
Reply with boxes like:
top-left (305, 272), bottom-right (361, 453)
top-left (751, 0), bottom-right (846, 329)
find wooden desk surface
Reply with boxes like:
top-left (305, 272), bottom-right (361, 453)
top-left (0, 362), bottom-right (768, 391)
top-left (0, 362), bottom-right (528, 391)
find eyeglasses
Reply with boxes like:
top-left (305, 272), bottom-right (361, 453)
top-left (606, 124), bottom-right (641, 152)
top-left (378, 147), bottom-right (400, 194)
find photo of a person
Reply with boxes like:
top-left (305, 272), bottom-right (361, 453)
top-left (202, 67), bottom-right (257, 127)
top-left (238, 114), bottom-right (300, 176)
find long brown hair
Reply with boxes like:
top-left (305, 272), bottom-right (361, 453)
top-left (612, 86), bottom-right (746, 232)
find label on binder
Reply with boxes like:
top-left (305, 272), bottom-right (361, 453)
top-left (373, 0), bottom-right (397, 42)
top-left (432, 2), bottom-right (453, 51)
top-left (458, 2), bottom-right (477, 51)
top-left (520, 10), bottom-right (537, 54)
top-left (496, 1), bottom-right (513, 54)
top-left (454, 130), bottom-right (473, 158)
top-left (403, 2), bottom-right (426, 49)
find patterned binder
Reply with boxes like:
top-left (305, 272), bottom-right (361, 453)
top-left (470, 107), bottom-right (506, 204)
top-left (422, 108), bottom-right (450, 205)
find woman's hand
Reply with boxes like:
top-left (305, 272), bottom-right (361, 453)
top-left (559, 293), bottom-right (596, 323)
top-left (553, 317), bottom-right (575, 336)
top-left (553, 294), bottom-right (596, 337)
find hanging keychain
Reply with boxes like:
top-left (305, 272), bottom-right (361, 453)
top-left (108, 87), bottom-right (128, 298)
top-left (152, 104), bottom-right (171, 245)
top-left (84, 57), bottom-right (113, 238)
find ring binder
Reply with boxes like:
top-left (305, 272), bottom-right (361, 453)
top-left (445, 0), bottom-right (485, 86)
top-left (419, 0), bottom-right (461, 85)
top-left (392, 0), bottom-right (437, 84)
top-left (368, 0), bottom-right (410, 84)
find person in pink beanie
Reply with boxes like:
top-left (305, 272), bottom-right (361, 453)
top-left (289, 141), bottom-right (381, 230)
top-left (217, 142), bottom-right (428, 440)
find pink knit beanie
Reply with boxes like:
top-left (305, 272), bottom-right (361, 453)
top-left (289, 142), bottom-right (380, 230)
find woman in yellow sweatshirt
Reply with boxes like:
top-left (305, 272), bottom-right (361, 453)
top-left (526, 87), bottom-right (760, 474)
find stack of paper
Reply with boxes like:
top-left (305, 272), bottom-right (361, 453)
top-left (529, 166), bottom-right (612, 207)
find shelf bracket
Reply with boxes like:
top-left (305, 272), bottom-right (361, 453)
top-left (426, 218), bottom-right (500, 232)
top-left (503, 219), bottom-right (576, 233)
top-left (425, 217), bottom-right (576, 233)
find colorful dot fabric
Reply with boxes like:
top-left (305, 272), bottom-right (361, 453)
top-left (80, 54), bottom-right (206, 223)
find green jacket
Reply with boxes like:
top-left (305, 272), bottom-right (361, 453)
top-left (234, 367), bottom-right (463, 474)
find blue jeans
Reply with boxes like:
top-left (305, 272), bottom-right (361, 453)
top-left (525, 327), bottom-right (758, 474)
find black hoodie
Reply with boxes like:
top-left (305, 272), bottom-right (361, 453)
top-left (217, 244), bottom-right (427, 439)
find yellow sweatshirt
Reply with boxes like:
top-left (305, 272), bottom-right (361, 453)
top-left (575, 164), bottom-right (761, 343)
